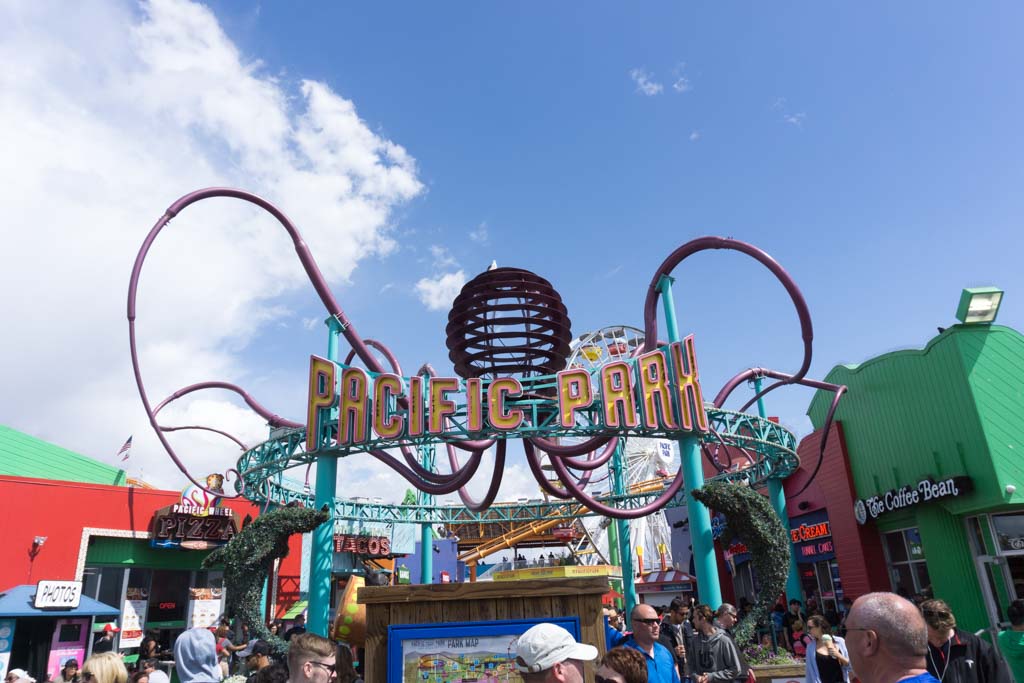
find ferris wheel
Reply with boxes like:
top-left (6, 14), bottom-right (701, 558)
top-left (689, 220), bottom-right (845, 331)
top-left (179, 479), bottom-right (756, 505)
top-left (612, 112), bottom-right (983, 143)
top-left (545, 325), bottom-right (678, 574)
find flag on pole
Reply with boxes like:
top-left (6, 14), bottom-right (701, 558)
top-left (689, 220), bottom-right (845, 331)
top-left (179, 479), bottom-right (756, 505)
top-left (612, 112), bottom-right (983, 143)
top-left (116, 436), bottom-right (133, 461)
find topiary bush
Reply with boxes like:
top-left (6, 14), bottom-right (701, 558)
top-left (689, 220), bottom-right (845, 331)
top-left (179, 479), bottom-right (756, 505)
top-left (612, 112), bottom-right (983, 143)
top-left (204, 505), bottom-right (329, 655)
top-left (692, 480), bottom-right (790, 645)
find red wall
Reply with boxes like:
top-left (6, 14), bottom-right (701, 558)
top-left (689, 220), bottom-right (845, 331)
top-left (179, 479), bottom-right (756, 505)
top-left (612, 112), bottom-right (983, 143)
top-left (0, 475), bottom-right (302, 612)
top-left (788, 423), bottom-right (889, 599)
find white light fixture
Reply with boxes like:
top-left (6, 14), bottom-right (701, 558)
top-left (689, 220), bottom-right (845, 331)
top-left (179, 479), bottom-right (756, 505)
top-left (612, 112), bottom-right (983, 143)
top-left (33, 536), bottom-right (47, 546)
top-left (955, 287), bottom-right (1004, 324)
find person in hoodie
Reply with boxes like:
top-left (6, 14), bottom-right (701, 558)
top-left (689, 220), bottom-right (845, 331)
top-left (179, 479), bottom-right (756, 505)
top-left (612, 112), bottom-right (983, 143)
top-left (998, 600), bottom-right (1024, 683)
top-left (174, 627), bottom-right (222, 683)
top-left (690, 604), bottom-right (742, 683)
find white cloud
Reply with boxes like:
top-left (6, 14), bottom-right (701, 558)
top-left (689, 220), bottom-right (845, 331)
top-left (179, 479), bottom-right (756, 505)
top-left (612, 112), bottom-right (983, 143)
top-left (671, 62), bottom-right (691, 93)
top-left (784, 112), bottom-right (807, 126)
top-left (429, 245), bottom-right (458, 269)
top-left (772, 97), bottom-right (806, 127)
top-left (302, 317), bottom-right (322, 331)
top-left (415, 270), bottom-right (467, 311)
top-left (689, 130), bottom-right (701, 141)
top-left (0, 0), bottom-right (422, 488)
top-left (629, 68), bottom-right (663, 96)
top-left (469, 222), bottom-right (489, 244)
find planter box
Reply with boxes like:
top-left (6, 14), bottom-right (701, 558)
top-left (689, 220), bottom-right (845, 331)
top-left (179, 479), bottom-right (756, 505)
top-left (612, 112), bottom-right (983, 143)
top-left (750, 663), bottom-right (806, 683)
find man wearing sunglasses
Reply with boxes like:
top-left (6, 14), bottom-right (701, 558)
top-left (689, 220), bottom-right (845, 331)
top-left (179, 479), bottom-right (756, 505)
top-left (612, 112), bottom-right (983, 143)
top-left (288, 633), bottom-right (336, 683)
top-left (690, 604), bottom-right (741, 683)
top-left (920, 599), bottom-right (1009, 683)
top-left (606, 604), bottom-right (682, 683)
top-left (844, 592), bottom-right (937, 683)
top-left (660, 598), bottom-right (694, 679)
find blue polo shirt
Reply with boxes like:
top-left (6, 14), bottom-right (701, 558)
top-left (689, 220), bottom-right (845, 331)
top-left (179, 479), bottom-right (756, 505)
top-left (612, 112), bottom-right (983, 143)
top-left (606, 623), bottom-right (682, 683)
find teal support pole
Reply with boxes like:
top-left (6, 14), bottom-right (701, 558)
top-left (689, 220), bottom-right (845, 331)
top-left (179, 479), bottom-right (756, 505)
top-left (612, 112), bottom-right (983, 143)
top-left (755, 377), bottom-right (804, 605)
top-left (308, 318), bottom-right (341, 636)
top-left (657, 275), bottom-right (722, 607)
top-left (419, 443), bottom-right (435, 584)
top-left (610, 440), bottom-right (637, 619)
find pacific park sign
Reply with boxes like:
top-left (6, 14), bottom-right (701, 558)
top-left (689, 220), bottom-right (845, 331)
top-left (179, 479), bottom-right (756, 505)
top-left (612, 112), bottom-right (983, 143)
top-left (305, 336), bottom-right (709, 452)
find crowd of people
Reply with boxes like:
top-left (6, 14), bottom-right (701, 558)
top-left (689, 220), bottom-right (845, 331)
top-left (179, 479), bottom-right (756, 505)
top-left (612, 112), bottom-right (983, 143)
top-left (5, 631), bottom-right (361, 683)
top-left (589, 592), bottom-right (1024, 683)
top-left (2, 614), bottom-right (362, 683)
top-left (6, 592), bottom-right (1024, 683)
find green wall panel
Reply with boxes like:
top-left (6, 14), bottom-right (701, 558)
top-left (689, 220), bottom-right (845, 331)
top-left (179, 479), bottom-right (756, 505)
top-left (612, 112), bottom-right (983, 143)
top-left (957, 329), bottom-right (1024, 504)
top-left (916, 505), bottom-right (986, 632)
top-left (807, 326), bottom-right (1024, 515)
top-left (0, 424), bottom-right (126, 486)
top-left (86, 536), bottom-right (216, 570)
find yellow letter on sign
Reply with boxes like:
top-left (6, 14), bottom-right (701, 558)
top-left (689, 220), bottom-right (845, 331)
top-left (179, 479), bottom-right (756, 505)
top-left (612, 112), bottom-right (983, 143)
top-left (306, 356), bottom-right (336, 452)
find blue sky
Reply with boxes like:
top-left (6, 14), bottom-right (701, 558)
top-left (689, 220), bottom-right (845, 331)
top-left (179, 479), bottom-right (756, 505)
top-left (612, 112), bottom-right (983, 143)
top-left (222, 1), bottom-right (1024, 426)
top-left (2, 0), bottom-right (1022, 500)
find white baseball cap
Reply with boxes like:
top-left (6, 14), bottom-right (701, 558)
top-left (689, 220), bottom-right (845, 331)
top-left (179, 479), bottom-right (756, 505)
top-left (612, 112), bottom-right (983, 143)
top-left (515, 623), bottom-right (598, 673)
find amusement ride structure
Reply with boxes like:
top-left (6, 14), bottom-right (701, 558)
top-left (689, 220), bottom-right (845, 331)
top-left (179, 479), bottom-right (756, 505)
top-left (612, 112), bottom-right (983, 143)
top-left (128, 187), bottom-right (847, 635)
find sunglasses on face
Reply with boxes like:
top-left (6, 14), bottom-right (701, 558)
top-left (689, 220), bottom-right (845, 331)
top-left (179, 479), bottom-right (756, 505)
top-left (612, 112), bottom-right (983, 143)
top-left (634, 618), bottom-right (660, 625)
top-left (309, 662), bottom-right (336, 677)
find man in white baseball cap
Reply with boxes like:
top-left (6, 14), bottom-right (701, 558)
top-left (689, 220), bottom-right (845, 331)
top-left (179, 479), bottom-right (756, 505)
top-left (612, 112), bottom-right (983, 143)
top-left (515, 622), bottom-right (599, 682)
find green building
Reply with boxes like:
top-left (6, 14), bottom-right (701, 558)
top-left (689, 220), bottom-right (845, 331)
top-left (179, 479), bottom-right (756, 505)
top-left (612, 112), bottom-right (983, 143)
top-left (808, 289), bottom-right (1022, 633)
top-left (0, 423), bottom-right (127, 485)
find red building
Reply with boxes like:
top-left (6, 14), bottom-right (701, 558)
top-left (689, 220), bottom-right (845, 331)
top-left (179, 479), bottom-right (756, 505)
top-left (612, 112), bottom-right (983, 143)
top-left (0, 425), bottom-right (302, 679)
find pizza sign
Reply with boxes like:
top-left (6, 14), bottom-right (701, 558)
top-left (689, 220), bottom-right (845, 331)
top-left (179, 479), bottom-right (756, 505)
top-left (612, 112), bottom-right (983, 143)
top-left (150, 505), bottom-right (240, 550)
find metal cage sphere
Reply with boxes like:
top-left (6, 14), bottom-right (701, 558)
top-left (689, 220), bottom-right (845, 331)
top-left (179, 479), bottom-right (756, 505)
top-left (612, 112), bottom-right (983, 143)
top-left (445, 267), bottom-right (572, 380)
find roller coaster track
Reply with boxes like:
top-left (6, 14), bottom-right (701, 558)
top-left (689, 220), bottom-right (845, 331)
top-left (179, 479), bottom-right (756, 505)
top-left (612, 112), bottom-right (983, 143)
top-left (457, 477), bottom-right (674, 566)
top-left (236, 406), bottom-right (797, 525)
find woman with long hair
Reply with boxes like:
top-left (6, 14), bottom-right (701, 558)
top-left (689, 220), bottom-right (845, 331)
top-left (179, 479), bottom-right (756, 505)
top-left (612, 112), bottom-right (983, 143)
top-left (805, 616), bottom-right (851, 683)
top-left (334, 645), bottom-right (363, 683)
top-left (81, 653), bottom-right (128, 683)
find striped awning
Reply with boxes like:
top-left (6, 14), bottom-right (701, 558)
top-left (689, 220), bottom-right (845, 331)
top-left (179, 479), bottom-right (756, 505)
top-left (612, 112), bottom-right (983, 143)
top-left (640, 570), bottom-right (695, 585)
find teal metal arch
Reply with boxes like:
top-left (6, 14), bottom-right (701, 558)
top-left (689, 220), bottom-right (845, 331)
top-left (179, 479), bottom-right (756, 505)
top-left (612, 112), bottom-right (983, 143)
top-left (236, 405), bottom-right (797, 524)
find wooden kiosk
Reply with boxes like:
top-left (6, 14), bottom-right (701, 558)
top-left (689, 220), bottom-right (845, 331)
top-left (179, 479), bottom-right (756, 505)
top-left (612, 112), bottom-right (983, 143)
top-left (358, 577), bottom-right (610, 683)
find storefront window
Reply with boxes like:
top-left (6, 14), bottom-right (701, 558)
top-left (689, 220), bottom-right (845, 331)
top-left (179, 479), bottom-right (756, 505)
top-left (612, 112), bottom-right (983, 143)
top-left (147, 570), bottom-right (190, 624)
top-left (882, 528), bottom-right (931, 598)
top-left (967, 515), bottom-right (988, 556)
top-left (97, 567), bottom-right (125, 613)
top-left (193, 570), bottom-right (224, 590)
top-left (885, 532), bottom-right (909, 563)
top-left (992, 513), bottom-right (1024, 554)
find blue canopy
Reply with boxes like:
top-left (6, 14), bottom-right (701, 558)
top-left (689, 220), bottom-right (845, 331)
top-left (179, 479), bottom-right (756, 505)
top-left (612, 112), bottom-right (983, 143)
top-left (0, 585), bottom-right (120, 618)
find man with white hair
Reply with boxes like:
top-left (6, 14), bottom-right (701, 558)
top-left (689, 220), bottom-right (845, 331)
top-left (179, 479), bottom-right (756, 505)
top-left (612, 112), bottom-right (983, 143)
top-left (844, 592), bottom-right (938, 683)
top-left (515, 622), bottom-right (599, 683)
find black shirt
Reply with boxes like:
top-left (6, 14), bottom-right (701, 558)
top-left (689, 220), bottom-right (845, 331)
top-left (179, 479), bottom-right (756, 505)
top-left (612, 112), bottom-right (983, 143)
top-left (815, 651), bottom-right (843, 683)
